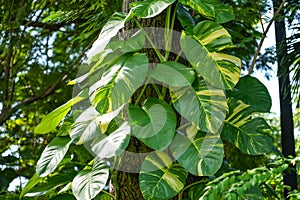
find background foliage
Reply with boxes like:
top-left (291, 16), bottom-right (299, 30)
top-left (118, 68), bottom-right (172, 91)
top-left (0, 0), bottom-right (299, 199)
top-left (0, 0), bottom-right (121, 197)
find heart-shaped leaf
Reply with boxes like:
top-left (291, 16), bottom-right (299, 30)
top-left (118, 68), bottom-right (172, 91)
top-left (150, 61), bottom-right (195, 87)
top-left (221, 100), bottom-right (273, 155)
top-left (90, 53), bottom-right (148, 114)
top-left (130, 0), bottom-right (176, 19)
top-left (179, 0), bottom-right (234, 23)
top-left (170, 131), bottom-right (224, 176)
top-left (192, 20), bottom-right (233, 52)
top-left (108, 29), bottom-right (146, 53)
top-left (36, 137), bottom-right (72, 177)
top-left (70, 106), bottom-right (122, 144)
top-left (181, 20), bottom-right (241, 90)
top-left (178, 0), bottom-right (215, 19)
top-left (24, 171), bottom-right (76, 197)
top-left (128, 98), bottom-right (176, 150)
top-left (139, 151), bottom-right (188, 200)
top-left (87, 12), bottom-right (133, 59)
top-left (227, 75), bottom-right (272, 112)
top-left (76, 50), bottom-right (124, 91)
top-left (171, 77), bottom-right (227, 133)
top-left (214, 3), bottom-right (235, 23)
top-left (89, 122), bottom-right (131, 159)
top-left (88, 30), bottom-right (146, 76)
top-left (69, 107), bottom-right (102, 144)
top-left (72, 158), bottom-right (109, 200)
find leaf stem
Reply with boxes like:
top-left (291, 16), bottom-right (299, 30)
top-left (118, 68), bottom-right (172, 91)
top-left (133, 18), bottom-right (164, 62)
top-left (101, 190), bottom-right (116, 200)
top-left (161, 86), bottom-right (167, 99)
top-left (180, 179), bottom-right (209, 193)
top-left (152, 82), bottom-right (163, 100)
top-left (165, 3), bottom-right (178, 61)
top-left (175, 50), bottom-right (183, 62)
top-left (165, 6), bottom-right (171, 37)
top-left (177, 123), bottom-right (191, 131)
top-left (164, 6), bottom-right (171, 60)
top-left (177, 192), bottom-right (182, 200)
top-left (135, 76), bottom-right (151, 105)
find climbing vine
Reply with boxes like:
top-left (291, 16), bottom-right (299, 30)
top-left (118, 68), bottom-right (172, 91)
top-left (21, 0), bottom-right (281, 199)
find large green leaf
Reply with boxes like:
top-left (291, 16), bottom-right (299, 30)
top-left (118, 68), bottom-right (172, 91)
top-left (108, 29), bottom-right (146, 53)
top-left (130, 0), bottom-right (176, 19)
top-left (204, 0), bottom-right (235, 23)
top-left (24, 171), bottom-right (76, 197)
top-left (181, 20), bottom-right (241, 90)
top-left (193, 20), bottom-right (233, 52)
top-left (128, 98), bottom-right (176, 150)
top-left (70, 106), bottom-right (122, 144)
top-left (88, 30), bottom-right (146, 75)
top-left (139, 151), bottom-right (188, 200)
top-left (72, 50), bottom-right (124, 90)
top-left (69, 107), bottom-right (102, 144)
top-left (170, 131), bottom-right (224, 176)
top-left (74, 32), bottom-right (145, 89)
top-left (150, 61), bottom-right (195, 87)
top-left (34, 104), bottom-right (71, 134)
top-left (90, 53), bottom-right (148, 114)
top-left (89, 122), bottom-right (131, 159)
top-left (36, 137), bottom-right (72, 177)
top-left (221, 100), bottom-right (273, 155)
top-left (85, 31), bottom-right (146, 89)
top-left (88, 12), bottom-right (132, 59)
top-left (178, 0), bottom-right (215, 19)
top-left (34, 90), bottom-right (88, 134)
top-left (179, 0), bottom-right (234, 23)
top-left (72, 159), bottom-right (109, 200)
top-left (213, 3), bottom-right (235, 23)
top-left (227, 75), bottom-right (272, 112)
top-left (171, 77), bottom-right (227, 133)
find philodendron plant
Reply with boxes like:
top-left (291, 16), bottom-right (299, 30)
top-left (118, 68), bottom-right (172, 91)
top-left (21, 0), bottom-right (275, 199)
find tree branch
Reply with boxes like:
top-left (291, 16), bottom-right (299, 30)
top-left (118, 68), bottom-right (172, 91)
top-left (0, 75), bottom-right (67, 126)
top-left (23, 20), bottom-right (65, 31)
top-left (23, 18), bottom-right (86, 31)
top-left (247, 0), bottom-right (287, 75)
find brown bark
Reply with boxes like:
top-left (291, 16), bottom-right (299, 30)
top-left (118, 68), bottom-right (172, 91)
top-left (114, 1), bottom-right (168, 199)
top-left (113, 1), bottom-right (199, 199)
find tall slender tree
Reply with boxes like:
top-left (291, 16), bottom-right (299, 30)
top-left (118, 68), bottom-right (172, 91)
top-left (273, 0), bottom-right (298, 197)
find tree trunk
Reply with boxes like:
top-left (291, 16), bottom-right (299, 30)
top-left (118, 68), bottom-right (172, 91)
top-left (273, 0), bottom-right (298, 198)
top-left (112, 1), bottom-right (200, 199)
top-left (114, 1), bottom-right (168, 199)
